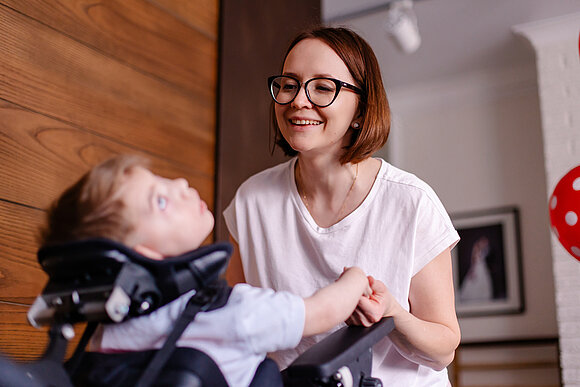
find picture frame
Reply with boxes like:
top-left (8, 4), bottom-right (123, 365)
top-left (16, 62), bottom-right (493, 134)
top-left (451, 207), bottom-right (524, 317)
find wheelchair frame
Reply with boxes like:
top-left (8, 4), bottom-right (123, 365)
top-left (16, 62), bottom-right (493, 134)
top-left (1, 238), bottom-right (394, 387)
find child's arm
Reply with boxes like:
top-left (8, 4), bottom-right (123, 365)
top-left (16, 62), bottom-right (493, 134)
top-left (302, 267), bottom-right (370, 337)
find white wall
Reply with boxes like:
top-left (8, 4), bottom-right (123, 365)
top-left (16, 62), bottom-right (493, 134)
top-left (378, 60), bottom-right (559, 343)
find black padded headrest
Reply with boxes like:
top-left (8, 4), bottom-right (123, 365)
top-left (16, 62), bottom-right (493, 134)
top-left (29, 238), bottom-right (232, 327)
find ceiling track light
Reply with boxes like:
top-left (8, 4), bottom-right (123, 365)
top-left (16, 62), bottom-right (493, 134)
top-left (384, 0), bottom-right (421, 54)
top-left (324, 0), bottom-right (422, 54)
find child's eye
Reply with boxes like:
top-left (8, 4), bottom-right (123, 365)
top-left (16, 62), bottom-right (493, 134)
top-left (157, 196), bottom-right (168, 211)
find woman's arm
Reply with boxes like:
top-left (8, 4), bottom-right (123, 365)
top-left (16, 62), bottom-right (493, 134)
top-left (348, 248), bottom-right (461, 370)
top-left (302, 267), bottom-right (370, 337)
top-left (225, 236), bottom-right (246, 286)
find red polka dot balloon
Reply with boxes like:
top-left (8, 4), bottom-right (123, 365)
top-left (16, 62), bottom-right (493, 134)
top-left (549, 165), bottom-right (580, 261)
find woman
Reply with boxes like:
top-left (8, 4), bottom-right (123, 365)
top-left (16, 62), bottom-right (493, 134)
top-left (224, 27), bottom-right (461, 386)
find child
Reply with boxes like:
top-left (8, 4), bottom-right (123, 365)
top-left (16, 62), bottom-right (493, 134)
top-left (41, 154), bottom-right (373, 387)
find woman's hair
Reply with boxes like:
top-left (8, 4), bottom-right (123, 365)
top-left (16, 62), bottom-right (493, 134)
top-left (271, 26), bottom-right (391, 164)
top-left (40, 154), bottom-right (148, 246)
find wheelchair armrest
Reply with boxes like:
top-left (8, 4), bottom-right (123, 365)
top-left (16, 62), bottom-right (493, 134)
top-left (283, 317), bottom-right (394, 385)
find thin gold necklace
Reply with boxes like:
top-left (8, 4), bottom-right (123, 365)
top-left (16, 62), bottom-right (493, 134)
top-left (297, 162), bottom-right (359, 224)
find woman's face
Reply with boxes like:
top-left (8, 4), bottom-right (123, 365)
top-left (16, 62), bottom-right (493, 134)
top-left (275, 38), bottom-right (360, 158)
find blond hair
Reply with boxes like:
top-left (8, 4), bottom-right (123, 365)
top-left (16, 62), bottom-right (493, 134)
top-left (41, 154), bottom-right (148, 246)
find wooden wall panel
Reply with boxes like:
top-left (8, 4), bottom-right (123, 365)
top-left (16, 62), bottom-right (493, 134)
top-left (0, 101), bottom-right (213, 211)
top-left (0, 303), bottom-right (85, 361)
top-left (152, 0), bottom-right (218, 38)
top-left (0, 201), bottom-right (45, 303)
top-left (0, 0), bottom-right (218, 362)
top-left (0, 5), bottom-right (214, 174)
top-left (1, 0), bottom-right (217, 97)
top-left (0, 303), bottom-right (48, 361)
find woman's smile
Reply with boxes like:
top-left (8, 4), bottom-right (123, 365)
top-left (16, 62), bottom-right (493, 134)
top-left (286, 115), bottom-right (324, 133)
top-left (290, 119), bottom-right (322, 126)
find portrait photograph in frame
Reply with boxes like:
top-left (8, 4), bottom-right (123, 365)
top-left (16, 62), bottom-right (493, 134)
top-left (451, 207), bottom-right (524, 317)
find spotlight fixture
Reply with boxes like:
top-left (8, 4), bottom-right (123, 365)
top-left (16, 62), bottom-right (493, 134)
top-left (384, 0), bottom-right (421, 54)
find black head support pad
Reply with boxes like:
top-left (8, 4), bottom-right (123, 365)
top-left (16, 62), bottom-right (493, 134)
top-left (28, 238), bottom-right (232, 327)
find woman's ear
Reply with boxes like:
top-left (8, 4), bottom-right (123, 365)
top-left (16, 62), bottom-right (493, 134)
top-left (352, 108), bottom-right (364, 129)
top-left (133, 244), bottom-right (164, 260)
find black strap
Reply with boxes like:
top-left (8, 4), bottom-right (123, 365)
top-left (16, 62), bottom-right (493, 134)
top-left (135, 282), bottom-right (229, 387)
top-left (66, 321), bottom-right (98, 377)
top-left (249, 358), bottom-right (283, 387)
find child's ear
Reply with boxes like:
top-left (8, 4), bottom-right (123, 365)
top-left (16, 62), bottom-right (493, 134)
top-left (133, 244), bottom-right (164, 260)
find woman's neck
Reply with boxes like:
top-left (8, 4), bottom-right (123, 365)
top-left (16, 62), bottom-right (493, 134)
top-left (296, 155), bottom-right (352, 196)
top-left (295, 156), bottom-right (359, 227)
top-left (295, 156), bottom-right (382, 228)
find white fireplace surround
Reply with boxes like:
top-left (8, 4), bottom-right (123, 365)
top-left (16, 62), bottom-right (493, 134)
top-left (513, 13), bottom-right (580, 386)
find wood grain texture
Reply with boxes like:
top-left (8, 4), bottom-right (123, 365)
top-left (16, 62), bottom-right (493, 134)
top-left (0, 0), bottom-right (217, 97)
top-left (0, 4), bottom-right (215, 173)
top-left (0, 101), bottom-right (214, 211)
top-left (0, 201), bottom-right (45, 303)
top-left (151, 0), bottom-right (218, 38)
top-left (0, 301), bottom-right (85, 361)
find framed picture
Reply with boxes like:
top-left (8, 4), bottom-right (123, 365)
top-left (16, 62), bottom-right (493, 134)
top-left (451, 207), bottom-right (524, 317)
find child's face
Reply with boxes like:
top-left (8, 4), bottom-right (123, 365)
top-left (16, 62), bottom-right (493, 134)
top-left (119, 166), bottom-right (214, 258)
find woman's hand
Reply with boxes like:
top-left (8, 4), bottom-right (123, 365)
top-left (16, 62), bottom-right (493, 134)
top-left (346, 276), bottom-right (398, 327)
top-left (346, 249), bottom-right (461, 370)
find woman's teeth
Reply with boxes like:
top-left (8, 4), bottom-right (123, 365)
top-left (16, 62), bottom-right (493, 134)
top-left (291, 119), bottom-right (321, 125)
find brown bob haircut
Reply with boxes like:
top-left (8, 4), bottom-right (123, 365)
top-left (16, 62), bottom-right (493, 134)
top-left (40, 154), bottom-right (148, 246)
top-left (271, 27), bottom-right (391, 164)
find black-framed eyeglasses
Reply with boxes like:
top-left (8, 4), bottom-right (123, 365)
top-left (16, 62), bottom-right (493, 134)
top-left (268, 75), bottom-right (363, 108)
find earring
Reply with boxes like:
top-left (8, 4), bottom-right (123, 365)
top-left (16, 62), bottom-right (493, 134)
top-left (352, 122), bottom-right (360, 129)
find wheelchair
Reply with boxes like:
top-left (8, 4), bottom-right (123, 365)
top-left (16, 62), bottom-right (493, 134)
top-left (0, 238), bottom-right (394, 387)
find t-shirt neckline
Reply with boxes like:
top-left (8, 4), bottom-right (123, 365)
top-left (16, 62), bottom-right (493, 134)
top-left (288, 157), bottom-right (386, 233)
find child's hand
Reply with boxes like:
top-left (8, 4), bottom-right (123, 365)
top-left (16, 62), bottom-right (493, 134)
top-left (341, 266), bottom-right (372, 297)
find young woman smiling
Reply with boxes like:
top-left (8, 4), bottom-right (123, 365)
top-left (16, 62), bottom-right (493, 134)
top-left (224, 27), bottom-right (461, 386)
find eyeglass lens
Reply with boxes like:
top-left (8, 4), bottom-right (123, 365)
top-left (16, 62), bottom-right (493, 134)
top-left (270, 76), bottom-right (338, 107)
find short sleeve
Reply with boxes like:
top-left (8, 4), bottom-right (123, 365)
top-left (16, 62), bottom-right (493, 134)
top-left (223, 196), bottom-right (239, 242)
top-left (412, 187), bottom-right (460, 276)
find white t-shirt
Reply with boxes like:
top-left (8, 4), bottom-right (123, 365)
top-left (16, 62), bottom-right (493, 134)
top-left (91, 284), bottom-right (304, 387)
top-left (224, 157), bottom-right (460, 387)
